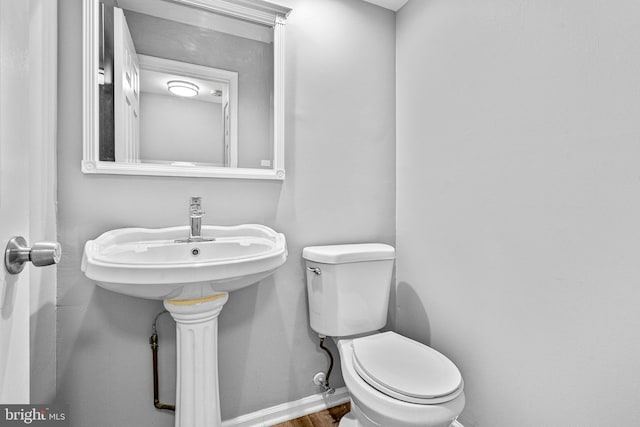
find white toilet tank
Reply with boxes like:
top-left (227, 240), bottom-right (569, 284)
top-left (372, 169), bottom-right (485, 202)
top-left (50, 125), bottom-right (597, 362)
top-left (302, 243), bottom-right (395, 337)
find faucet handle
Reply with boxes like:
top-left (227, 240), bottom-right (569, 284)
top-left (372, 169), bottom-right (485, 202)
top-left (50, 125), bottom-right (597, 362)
top-left (190, 196), bottom-right (204, 216)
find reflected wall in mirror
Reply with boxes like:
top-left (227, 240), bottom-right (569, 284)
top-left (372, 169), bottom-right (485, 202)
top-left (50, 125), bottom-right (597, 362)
top-left (83, 0), bottom-right (291, 179)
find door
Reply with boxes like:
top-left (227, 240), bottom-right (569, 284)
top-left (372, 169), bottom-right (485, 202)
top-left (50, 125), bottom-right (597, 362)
top-left (0, 0), bottom-right (33, 403)
top-left (0, 0), bottom-right (58, 404)
top-left (114, 7), bottom-right (140, 163)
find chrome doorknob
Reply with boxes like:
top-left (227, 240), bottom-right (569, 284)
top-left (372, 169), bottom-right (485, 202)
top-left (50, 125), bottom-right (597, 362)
top-left (5, 236), bottom-right (61, 275)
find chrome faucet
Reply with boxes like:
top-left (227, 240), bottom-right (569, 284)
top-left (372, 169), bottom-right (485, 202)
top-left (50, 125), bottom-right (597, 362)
top-left (175, 197), bottom-right (215, 243)
top-left (189, 196), bottom-right (203, 240)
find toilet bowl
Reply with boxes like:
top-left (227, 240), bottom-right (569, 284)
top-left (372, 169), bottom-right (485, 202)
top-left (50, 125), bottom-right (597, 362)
top-left (303, 243), bottom-right (465, 427)
top-left (335, 333), bottom-right (464, 427)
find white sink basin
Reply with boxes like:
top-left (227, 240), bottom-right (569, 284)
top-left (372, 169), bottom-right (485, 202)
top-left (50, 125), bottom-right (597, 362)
top-left (81, 224), bottom-right (287, 300)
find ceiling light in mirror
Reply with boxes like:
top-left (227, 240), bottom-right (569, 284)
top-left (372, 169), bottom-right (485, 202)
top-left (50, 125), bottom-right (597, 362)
top-left (167, 80), bottom-right (199, 97)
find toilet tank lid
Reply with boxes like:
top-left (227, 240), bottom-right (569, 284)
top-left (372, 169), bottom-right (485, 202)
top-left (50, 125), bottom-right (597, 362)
top-left (302, 243), bottom-right (395, 264)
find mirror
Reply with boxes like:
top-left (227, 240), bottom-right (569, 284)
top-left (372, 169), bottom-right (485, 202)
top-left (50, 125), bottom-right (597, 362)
top-left (83, 0), bottom-right (291, 179)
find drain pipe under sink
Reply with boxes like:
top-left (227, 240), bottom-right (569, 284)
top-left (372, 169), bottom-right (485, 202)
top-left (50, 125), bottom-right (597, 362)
top-left (149, 310), bottom-right (176, 411)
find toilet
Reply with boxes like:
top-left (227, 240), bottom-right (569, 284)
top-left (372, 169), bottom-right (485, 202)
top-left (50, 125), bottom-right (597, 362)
top-left (303, 243), bottom-right (465, 427)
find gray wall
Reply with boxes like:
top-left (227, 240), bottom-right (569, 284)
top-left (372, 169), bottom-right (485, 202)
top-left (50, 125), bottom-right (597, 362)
top-left (396, 0), bottom-right (640, 426)
top-left (139, 93), bottom-right (224, 165)
top-left (57, 0), bottom-right (395, 425)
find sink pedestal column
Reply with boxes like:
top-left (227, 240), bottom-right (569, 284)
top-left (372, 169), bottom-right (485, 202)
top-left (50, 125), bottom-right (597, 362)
top-left (164, 292), bottom-right (229, 427)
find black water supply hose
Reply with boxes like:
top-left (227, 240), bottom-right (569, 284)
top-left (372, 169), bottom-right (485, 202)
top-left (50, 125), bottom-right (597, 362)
top-left (150, 310), bottom-right (176, 411)
top-left (318, 335), bottom-right (335, 395)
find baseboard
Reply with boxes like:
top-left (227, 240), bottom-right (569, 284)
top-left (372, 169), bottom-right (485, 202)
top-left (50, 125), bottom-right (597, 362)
top-left (221, 387), bottom-right (351, 427)
top-left (221, 388), bottom-right (464, 427)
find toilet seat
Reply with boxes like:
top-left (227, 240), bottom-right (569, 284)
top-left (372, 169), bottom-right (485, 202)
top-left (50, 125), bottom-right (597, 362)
top-left (351, 332), bottom-right (464, 405)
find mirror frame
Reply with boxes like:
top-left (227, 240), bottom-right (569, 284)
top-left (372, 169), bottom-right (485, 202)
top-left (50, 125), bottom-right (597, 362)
top-left (82, 0), bottom-right (291, 180)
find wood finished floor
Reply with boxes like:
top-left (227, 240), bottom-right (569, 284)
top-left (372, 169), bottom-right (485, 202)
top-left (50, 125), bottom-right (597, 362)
top-left (271, 403), bottom-right (351, 427)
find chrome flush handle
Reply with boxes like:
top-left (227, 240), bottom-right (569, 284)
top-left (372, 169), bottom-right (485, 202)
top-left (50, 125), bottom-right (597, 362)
top-left (5, 236), bottom-right (61, 275)
top-left (307, 266), bottom-right (321, 275)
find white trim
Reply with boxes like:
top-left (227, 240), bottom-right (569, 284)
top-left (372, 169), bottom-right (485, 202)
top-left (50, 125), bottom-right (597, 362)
top-left (361, 0), bottom-right (408, 12)
top-left (83, 0), bottom-right (100, 165)
top-left (219, 387), bottom-right (465, 427)
top-left (116, 0), bottom-right (274, 43)
top-left (81, 160), bottom-right (284, 180)
top-left (272, 15), bottom-right (286, 178)
top-left (221, 387), bottom-right (350, 427)
top-left (170, 0), bottom-right (292, 26)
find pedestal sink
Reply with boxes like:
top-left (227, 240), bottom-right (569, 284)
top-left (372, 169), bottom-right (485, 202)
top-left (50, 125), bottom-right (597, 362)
top-left (81, 224), bottom-right (287, 427)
